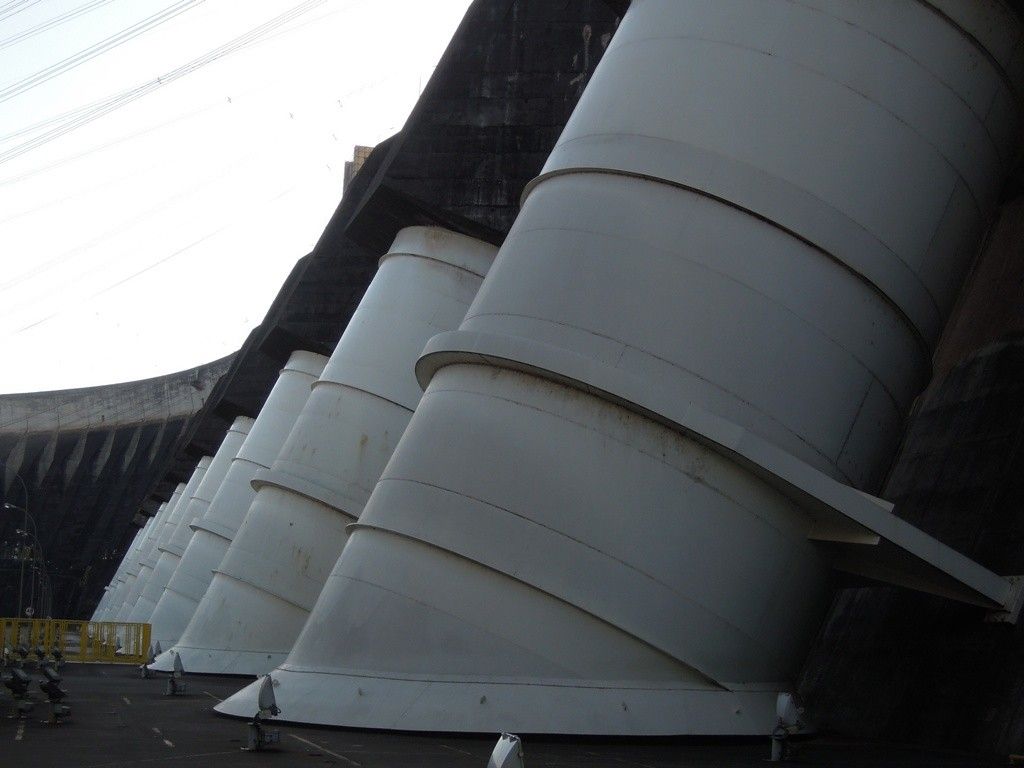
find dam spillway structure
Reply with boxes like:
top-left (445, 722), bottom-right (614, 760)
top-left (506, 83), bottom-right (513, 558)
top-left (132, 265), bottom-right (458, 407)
top-left (218, 0), bottom-right (1024, 735)
top-left (145, 416), bottom-right (253, 647)
top-left (115, 489), bottom-right (182, 621)
top-left (162, 227), bottom-right (497, 675)
top-left (147, 351), bottom-right (327, 654)
top-left (127, 458), bottom-right (212, 623)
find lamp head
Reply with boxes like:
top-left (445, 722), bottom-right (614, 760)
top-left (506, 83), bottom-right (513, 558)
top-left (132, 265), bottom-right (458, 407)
top-left (257, 675), bottom-right (280, 717)
top-left (488, 733), bottom-right (525, 768)
top-left (39, 678), bottom-right (67, 701)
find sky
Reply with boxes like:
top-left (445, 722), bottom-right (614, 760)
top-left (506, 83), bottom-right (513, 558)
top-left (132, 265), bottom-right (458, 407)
top-left (0, 0), bottom-right (473, 394)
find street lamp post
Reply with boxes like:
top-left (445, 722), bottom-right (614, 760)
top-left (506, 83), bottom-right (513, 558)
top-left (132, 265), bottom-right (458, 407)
top-left (3, 471), bottom-right (32, 617)
top-left (5, 504), bottom-right (30, 617)
top-left (19, 522), bottom-right (26, 617)
top-left (16, 525), bottom-right (50, 618)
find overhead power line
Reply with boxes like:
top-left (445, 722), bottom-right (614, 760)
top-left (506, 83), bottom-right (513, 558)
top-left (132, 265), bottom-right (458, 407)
top-left (0, 148), bottom-right (263, 296)
top-left (11, 178), bottom-right (306, 339)
top-left (0, 86), bottom-right (142, 144)
top-left (0, 97), bottom-right (224, 191)
top-left (0, 0), bottom-right (328, 168)
top-left (16, 223), bottom-right (235, 333)
top-left (0, 0), bottom-right (360, 142)
top-left (0, 0), bottom-right (120, 53)
top-left (0, 0), bottom-right (367, 183)
top-left (0, 0), bottom-right (44, 24)
top-left (0, 0), bottom-right (206, 106)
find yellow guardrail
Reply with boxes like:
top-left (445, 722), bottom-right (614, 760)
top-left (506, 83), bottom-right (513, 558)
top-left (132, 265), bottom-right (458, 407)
top-left (1, 619), bottom-right (151, 664)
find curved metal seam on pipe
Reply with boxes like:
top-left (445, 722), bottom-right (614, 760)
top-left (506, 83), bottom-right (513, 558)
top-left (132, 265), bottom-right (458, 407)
top-left (795, 0), bottom-right (1017, 156)
top-left (345, 514), bottom-right (768, 689)
top-left (308, 377), bottom-right (416, 415)
top-left (522, 165), bottom-right (936, 358)
top-left (589, 32), bottom-right (1000, 211)
top-left (417, 331), bottom-right (1011, 608)
top-left (378, 251), bottom-right (492, 280)
top-left (911, 0), bottom-right (1024, 99)
top-left (251, 469), bottom-right (361, 521)
top-left (207, 568), bottom-right (313, 614)
top-left (462, 303), bottom-right (902, 479)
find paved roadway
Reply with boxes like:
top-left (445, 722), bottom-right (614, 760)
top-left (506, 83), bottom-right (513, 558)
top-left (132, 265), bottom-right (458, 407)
top-left (0, 664), bottom-right (1005, 766)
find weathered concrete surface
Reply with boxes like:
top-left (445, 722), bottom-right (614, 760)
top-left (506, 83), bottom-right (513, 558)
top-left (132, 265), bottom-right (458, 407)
top-left (0, 357), bottom-right (230, 617)
top-left (931, 197), bottom-right (1024, 385)
top-left (800, 197), bottom-right (1024, 753)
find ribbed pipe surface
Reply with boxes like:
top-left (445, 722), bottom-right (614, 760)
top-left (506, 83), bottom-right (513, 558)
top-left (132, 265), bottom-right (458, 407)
top-left (146, 417), bottom-right (253, 646)
top-left (149, 351), bottom-right (327, 669)
top-left (219, 0), bottom-right (1024, 735)
top-left (91, 524), bottom-right (145, 620)
top-left (128, 458), bottom-right (211, 623)
top-left (91, 521), bottom-right (150, 621)
top-left (178, 227), bottom-right (495, 675)
top-left (115, 492), bottom-right (180, 620)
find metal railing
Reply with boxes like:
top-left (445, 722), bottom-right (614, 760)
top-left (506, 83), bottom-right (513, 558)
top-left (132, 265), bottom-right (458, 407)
top-left (1, 619), bottom-right (151, 664)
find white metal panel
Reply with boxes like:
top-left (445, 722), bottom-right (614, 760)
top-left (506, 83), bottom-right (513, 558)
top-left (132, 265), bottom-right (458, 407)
top-left (167, 228), bottom-right (495, 675)
top-left (91, 523), bottom-right (146, 620)
top-left (115, 492), bottom-right (180, 619)
top-left (236, 351), bottom-right (330, 469)
top-left (146, 352), bottom-right (328, 662)
top-left (146, 417), bottom-right (253, 647)
top-left (128, 457), bottom-right (211, 623)
top-left (218, 0), bottom-right (1022, 735)
top-left (166, 422), bottom-right (251, 558)
top-left (144, 352), bottom-right (327, 667)
top-left (91, 520), bottom-right (150, 621)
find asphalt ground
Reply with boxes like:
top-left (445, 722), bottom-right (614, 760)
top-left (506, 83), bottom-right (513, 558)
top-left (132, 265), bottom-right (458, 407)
top-left (0, 664), bottom-right (1007, 767)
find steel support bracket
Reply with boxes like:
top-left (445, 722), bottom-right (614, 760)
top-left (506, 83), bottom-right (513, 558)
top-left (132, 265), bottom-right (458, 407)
top-left (985, 576), bottom-right (1024, 624)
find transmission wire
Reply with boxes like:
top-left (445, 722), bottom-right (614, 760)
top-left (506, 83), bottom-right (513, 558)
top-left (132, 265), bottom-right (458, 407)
top-left (0, 0), bottom-right (328, 167)
top-left (0, 0), bottom-right (206, 105)
top-left (0, 0), bottom-right (120, 52)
